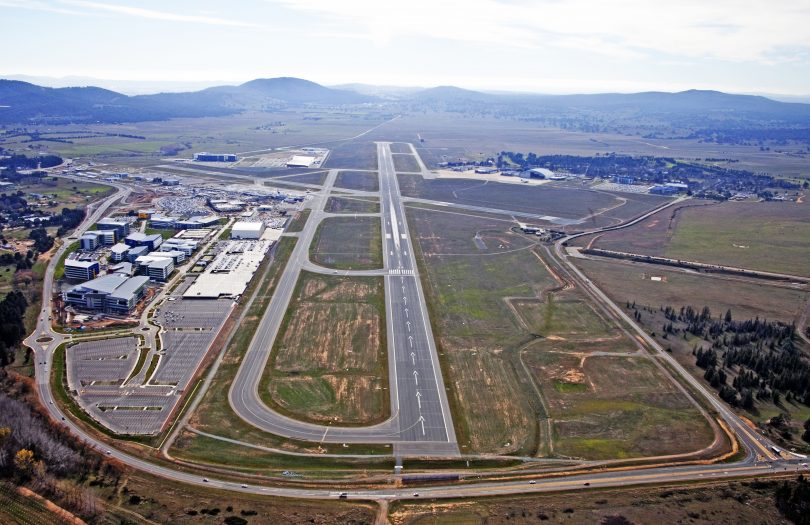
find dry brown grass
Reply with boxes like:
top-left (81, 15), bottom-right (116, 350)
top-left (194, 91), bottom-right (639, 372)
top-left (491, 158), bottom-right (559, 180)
top-left (265, 272), bottom-right (389, 425)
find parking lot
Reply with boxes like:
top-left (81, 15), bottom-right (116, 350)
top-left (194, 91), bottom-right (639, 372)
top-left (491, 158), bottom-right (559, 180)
top-left (67, 337), bottom-right (138, 389)
top-left (82, 390), bottom-right (176, 435)
top-left (156, 296), bottom-right (233, 329)
top-left (67, 296), bottom-right (233, 435)
top-left (152, 331), bottom-right (224, 388)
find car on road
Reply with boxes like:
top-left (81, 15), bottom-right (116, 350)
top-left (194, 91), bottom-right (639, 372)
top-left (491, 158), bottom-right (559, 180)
top-left (240, 484), bottom-right (247, 488)
top-left (584, 482), bottom-right (590, 486)
top-left (202, 478), bottom-right (209, 483)
top-left (338, 492), bottom-right (347, 499)
top-left (529, 480), bottom-right (536, 484)
top-left (105, 450), bottom-right (111, 455)
top-left (413, 493), bottom-right (419, 497)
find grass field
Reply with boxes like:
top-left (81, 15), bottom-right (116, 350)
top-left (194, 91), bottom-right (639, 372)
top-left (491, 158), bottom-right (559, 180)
top-left (14, 177), bottom-right (115, 216)
top-left (398, 174), bottom-right (666, 226)
top-left (281, 171), bottom-right (328, 186)
top-left (285, 208), bottom-right (310, 233)
top-left (407, 207), bottom-right (555, 454)
top-left (309, 216), bottom-right (383, 270)
top-left (522, 349), bottom-right (714, 459)
top-left (589, 197), bottom-right (810, 276)
top-left (409, 206), bottom-right (717, 458)
top-left (325, 196), bottom-right (380, 214)
top-left (2, 111), bottom-right (392, 162)
top-left (262, 272), bottom-right (389, 425)
top-left (334, 170), bottom-right (380, 191)
top-left (388, 477), bottom-right (795, 525)
top-left (574, 255), bottom-right (810, 449)
top-left (144, 227), bottom-right (175, 240)
top-left (178, 238), bottom-right (389, 457)
top-left (0, 265), bottom-right (15, 298)
top-left (360, 112), bottom-right (810, 179)
top-left (324, 141), bottom-right (378, 170)
top-left (574, 257), bottom-right (808, 323)
top-left (53, 241), bottom-right (78, 281)
top-left (0, 483), bottom-right (62, 525)
top-left (514, 295), bottom-right (616, 339)
top-left (392, 153), bottom-right (421, 172)
top-left (112, 469), bottom-right (377, 524)
top-left (389, 142), bottom-right (413, 154)
top-left (172, 431), bottom-right (393, 475)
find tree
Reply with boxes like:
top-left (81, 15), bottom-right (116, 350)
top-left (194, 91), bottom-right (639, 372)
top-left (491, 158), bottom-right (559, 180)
top-left (14, 448), bottom-right (35, 473)
top-left (741, 389), bottom-right (755, 410)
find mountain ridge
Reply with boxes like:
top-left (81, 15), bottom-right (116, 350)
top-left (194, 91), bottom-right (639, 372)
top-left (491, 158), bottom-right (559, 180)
top-left (2, 76), bottom-right (810, 125)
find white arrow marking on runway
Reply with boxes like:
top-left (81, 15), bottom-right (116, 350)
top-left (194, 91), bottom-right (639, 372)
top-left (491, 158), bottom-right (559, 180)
top-left (404, 250), bottom-right (408, 256)
top-left (404, 308), bottom-right (409, 318)
top-left (419, 415), bottom-right (425, 435)
top-left (413, 370), bottom-right (419, 385)
top-left (408, 335), bottom-right (414, 347)
top-left (403, 296), bottom-right (407, 304)
top-left (390, 202), bottom-right (401, 250)
top-left (416, 391), bottom-right (422, 409)
top-left (402, 285), bottom-right (406, 293)
top-left (406, 321), bottom-right (411, 331)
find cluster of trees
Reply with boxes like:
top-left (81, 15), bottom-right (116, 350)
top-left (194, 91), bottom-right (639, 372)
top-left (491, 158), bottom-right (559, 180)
top-left (669, 306), bottom-right (810, 413)
top-left (495, 151), bottom-right (799, 197)
top-left (0, 191), bottom-right (86, 233)
top-left (774, 475), bottom-right (810, 525)
top-left (0, 383), bottom-right (121, 521)
top-left (0, 153), bottom-right (62, 172)
top-left (0, 248), bottom-right (36, 270)
top-left (664, 305), bottom-right (795, 341)
top-left (0, 291), bottom-right (27, 367)
top-left (27, 227), bottom-right (53, 254)
top-left (0, 192), bottom-right (29, 214)
top-left (54, 207), bottom-right (84, 237)
top-left (690, 127), bottom-right (810, 147)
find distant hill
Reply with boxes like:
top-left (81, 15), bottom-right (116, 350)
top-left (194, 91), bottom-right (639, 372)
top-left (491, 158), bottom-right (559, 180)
top-left (0, 77), bottom-right (375, 124)
top-left (238, 77), bottom-right (373, 104)
top-left (528, 89), bottom-right (810, 120)
top-left (2, 77), bottom-right (810, 135)
top-left (332, 83), bottom-right (424, 99)
top-left (411, 85), bottom-right (496, 102)
top-left (405, 86), bottom-right (810, 120)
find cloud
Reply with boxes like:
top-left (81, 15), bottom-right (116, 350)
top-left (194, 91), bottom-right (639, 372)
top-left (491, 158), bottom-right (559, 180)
top-left (1, 0), bottom-right (262, 27)
top-left (0, 0), bottom-right (82, 16)
top-left (271, 0), bottom-right (810, 63)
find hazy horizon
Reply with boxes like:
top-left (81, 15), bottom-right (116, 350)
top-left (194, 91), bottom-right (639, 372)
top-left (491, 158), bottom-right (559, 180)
top-left (4, 73), bottom-right (810, 103)
top-left (2, 0), bottom-right (809, 97)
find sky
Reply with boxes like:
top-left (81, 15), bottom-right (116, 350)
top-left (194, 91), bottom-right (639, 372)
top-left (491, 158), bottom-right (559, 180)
top-left (1, 0), bottom-right (809, 95)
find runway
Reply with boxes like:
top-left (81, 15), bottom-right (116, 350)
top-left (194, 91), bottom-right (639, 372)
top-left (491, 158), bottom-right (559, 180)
top-left (378, 142), bottom-right (458, 455)
top-left (228, 148), bottom-right (457, 454)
